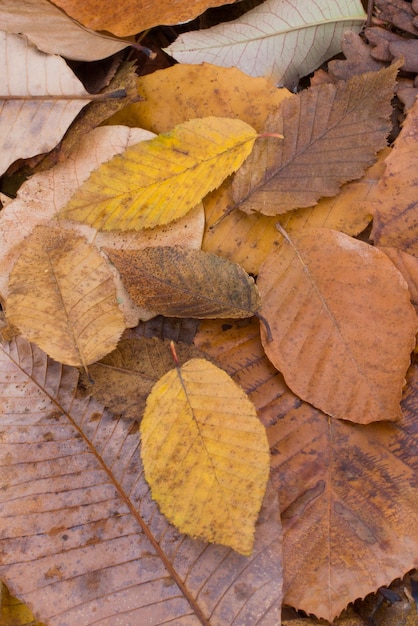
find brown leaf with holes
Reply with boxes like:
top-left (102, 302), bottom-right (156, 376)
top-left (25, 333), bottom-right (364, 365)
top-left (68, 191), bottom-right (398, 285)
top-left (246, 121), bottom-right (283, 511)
top-left (232, 63), bottom-right (398, 216)
top-left (257, 228), bottom-right (417, 423)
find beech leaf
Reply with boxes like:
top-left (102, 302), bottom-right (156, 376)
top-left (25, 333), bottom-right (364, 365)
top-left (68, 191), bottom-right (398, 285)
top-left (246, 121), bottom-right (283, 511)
top-left (141, 358), bottom-right (270, 555)
top-left (59, 117), bottom-right (258, 231)
top-left (105, 246), bottom-right (261, 318)
top-left (0, 335), bottom-right (282, 624)
top-left (165, 0), bottom-right (366, 88)
top-left (0, 31), bottom-right (93, 175)
top-left (233, 63), bottom-right (398, 216)
top-left (6, 225), bottom-right (125, 368)
top-left (257, 228), bottom-right (417, 423)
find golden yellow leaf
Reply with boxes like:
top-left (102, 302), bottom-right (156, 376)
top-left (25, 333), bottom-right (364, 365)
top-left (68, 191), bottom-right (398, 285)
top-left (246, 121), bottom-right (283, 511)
top-left (257, 228), bottom-right (417, 423)
top-left (140, 358), bottom-right (270, 555)
top-left (6, 225), bottom-right (125, 367)
top-left (105, 246), bottom-right (260, 318)
top-left (60, 117), bottom-right (258, 231)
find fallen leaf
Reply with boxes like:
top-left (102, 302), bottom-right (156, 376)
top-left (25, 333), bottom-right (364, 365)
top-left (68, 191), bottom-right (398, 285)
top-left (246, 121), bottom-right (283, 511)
top-left (82, 337), bottom-right (204, 420)
top-left (105, 246), bottom-right (260, 318)
top-left (232, 63), bottom-right (398, 216)
top-left (141, 357), bottom-right (270, 555)
top-left (257, 228), bottom-right (417, 423)
top-left (107, 63), bottom-right (293, 134)
top-left (6, 225), bottom-right (125, 368)
top-left (0, 0), bottom-right (129, 61)
top-left (0, 32), bottom-right (93, 175)
top-left (327, 30), bottom-right (385, 81)
top-left (379, 247), bottom-right (418, 310)
top-left (60, 117), bottom-right (257, 231)
top-left (0, 335), bottom-right (282, 624)
top-left (165, 0), bottom-right (366, 88)
top-left (374, 0), bottom-right (418, 34)
top-left (49, 0), bottom-right (236, 36)
top-left (0, 581), bottom-right (45, 626)
top-left (195, 317), bottom-right (418, 622)
top-left (371, 97), bottom-right (418, 254)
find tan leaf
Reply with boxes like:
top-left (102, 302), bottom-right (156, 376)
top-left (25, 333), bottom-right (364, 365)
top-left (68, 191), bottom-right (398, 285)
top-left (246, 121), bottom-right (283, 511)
top-left (0, 335), bottom-right (282, 624)
top-left (105, 246), bottom-right (260, 318)
top-left (83, 337), bottom-right (205, 420)
top-left (232, 64), bottom-right (398, 216)
top-left (379, 247), bottom-right (418, 310)
top-left (0, 0), bottom-right (129, 61)
top-left (141, 358), bottom-right (270, 555)
top-left (0, 32), bottom-right (93, 175)
top-left (165, 0), bottom-right (366, 88)
top-left (49, 0), bottom-right (237, 35)
top-left (195, 317), bottom-right (418, 622)
top-left (257, 228), bottom-right (417, 423)
top-left (371, 97), bottom-right (418, 254)
top-left (6, 225), bottom-right (125, 367)
top-left (59, 117), bottom-right (257, 231)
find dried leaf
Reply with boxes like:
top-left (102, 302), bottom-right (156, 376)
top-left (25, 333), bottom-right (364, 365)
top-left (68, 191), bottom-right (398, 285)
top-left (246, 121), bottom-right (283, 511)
top-left (379, 247), bottom-right (418, 309)
top-left (0, 581), bottom-right (45, 626)
top-left (50, 0), bottom-right (237, 35)
top-left (83, 337), bottom-right (204, 420)
top-left (141, 358), bottom-right (270, 555)
top-left (195, 318), bottom-right (418, 622)
top-left (6, 226), bottom-right (125, 367)
top-left (371, 98), bottom-right (418, 254)
top-left (60, 117), bottom-right (257, 231)
top-left (257, 228), bottom-right (417, 423)
top-left (165, 0), bottom-right (366, 88)
top-left (0, 0), bottom-right (129, 61)
top-left (233, 64), bottom-right (398, 216)
top-left (0, 335), bottom-right (282, 624)
top-left (0, 32), bottom-right (93, 175)
top-left (105, 246), bottom-right (260, 318)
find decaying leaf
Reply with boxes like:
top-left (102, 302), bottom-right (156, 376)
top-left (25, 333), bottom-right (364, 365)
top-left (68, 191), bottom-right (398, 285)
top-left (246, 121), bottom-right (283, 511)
top-left (233, 63), bottom-right (398, 215)
top-left (82, 337), bottom-right (204, 420)
top-left (141, 357), bottom-right (270, 555)
top-left (0, 0), bottom-right (129, 61)
top-left (0, 31), bottom-right (93, 175)
top-left (0, 581), bottom-right (45, 626)
top-left (6, 225), bottom-right (125, 367)
top-left (165, 0), bottom-right (366, 88)
top-left (0, 335), bottom-right (282, 624)
top-left (106, 246), bottom-right (260, 318)
top-left (60, 117), bottom-right (257, 231)
top-left (257, 228), bottom-right (417, 423)
top-left (195, 317), bottom-right (418, 622)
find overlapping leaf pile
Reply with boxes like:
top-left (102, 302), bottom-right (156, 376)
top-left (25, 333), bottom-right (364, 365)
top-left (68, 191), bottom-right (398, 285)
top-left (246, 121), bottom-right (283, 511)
top-left (1, 1), bottom-right (418, 625)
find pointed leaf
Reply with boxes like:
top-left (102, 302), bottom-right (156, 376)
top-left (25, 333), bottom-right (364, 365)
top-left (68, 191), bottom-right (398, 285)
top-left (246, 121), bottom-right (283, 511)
top-left (141, 358), bottom-right (270, 555)
top-left (233, 64), bottom-right (397, 215)
top-left (257, 228), bottom-right (417, 423)
top-left (60, 117), bottom-right (257, 231)
top-left (0, 32), bottom-right (92, 175)
top-left (0, 336), bottom-right (282, 624)
top-left (165, 0), bottom-right (366, 88)
top-left (6, 226), bottom-right (125, 367)
top-left (106, 246), bottom-right (260, 318)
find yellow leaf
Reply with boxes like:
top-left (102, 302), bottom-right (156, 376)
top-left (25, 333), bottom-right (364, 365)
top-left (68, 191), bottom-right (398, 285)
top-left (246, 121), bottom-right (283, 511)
top-left (60, 117), bottom-right (258, 231)
top-left (6, 225), bottom-right (125, 367)
top-left (140, 358), bottom-right (270, 555)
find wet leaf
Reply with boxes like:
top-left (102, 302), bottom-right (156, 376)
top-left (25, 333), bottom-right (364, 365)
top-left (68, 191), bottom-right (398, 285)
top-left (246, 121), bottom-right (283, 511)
top-left (141, 358), bottom-right (270, 555)
top-left (106, 246), bottom-right (260, 318)
top-left (60, 117), bottom-right (257, 231)
top-left (257, 228), bottom-right (417, 423)
top-left (6, 226), bottom-right (125, 368)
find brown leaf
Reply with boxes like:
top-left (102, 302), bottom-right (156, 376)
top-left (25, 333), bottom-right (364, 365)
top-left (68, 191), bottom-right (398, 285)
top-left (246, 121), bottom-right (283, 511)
top-left (0, 335), bottom-right (283, 624)
top-left (374, 0), bottom-right (418, 34)
top-left (195, 318), bottom-right (418, 622)
top-left (379, 247), bottom-right (418, 310)
top-left (82, 337), bottom-right (204, 420)
top-left (105, 246), bottom-right (260, 318)
top-left (6, 225), bottom-right (125, 368)
top-left (327, 30), bottom-right (385, 81)
top-left (257, 228), bottom-right (417, 423)
top-left (232, 64), bottom-right (398, 216)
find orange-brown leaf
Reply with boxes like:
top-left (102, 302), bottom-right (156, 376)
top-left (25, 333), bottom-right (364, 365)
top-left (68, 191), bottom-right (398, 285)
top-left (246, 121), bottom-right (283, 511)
top-left (257, 228), bottom-right (417, 423)
top-left (232, 64), bottom-right (398, 216)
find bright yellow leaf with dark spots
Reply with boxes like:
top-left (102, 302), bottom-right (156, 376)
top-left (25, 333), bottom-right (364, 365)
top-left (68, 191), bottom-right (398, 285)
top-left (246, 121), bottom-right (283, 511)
top-left (60, 117), bottom-right (258, 231)
top-left (140, 358), bottom-right (270, 555)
